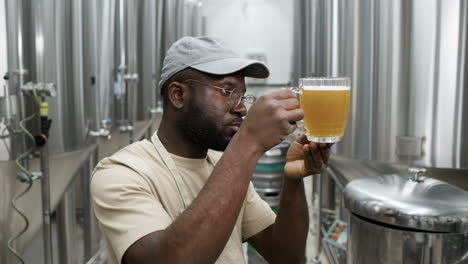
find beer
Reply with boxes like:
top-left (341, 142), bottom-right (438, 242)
top-left (300, 85), bottom-right (350, 142)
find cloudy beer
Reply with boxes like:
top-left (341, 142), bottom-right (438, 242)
top-left (298, 78), bottom-right (350, 143)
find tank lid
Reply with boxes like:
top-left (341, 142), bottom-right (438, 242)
top-left (343, 174), bottom-right (468, 233)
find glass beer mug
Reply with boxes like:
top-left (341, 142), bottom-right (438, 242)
top-left (291, 77), bottom-right (351, 143)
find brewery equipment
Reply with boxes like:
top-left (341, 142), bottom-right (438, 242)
top-left (344, 173), bottom-right (468, 263)
top-left (293, 0), bottom-right (468, 262)
top-left (253, 141), bottom-right (290, 208)
top-left (294, 0), bottom-right (468, 170)
top-left (0, 0), bottom-right (204, 263)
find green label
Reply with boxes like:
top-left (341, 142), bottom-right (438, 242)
top-left (255, 163), bottom-right (285, 172)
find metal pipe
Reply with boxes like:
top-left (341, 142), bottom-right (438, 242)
top-left (311, 174), bottom-right (322, 263)
top-left (119, 0), bottom-right (126, 66)
top-left (454, 0), bottom-right (468, 168)
top-left (82, 153), bottom-right (92, 260)
top-left (9, 0), bottom-right (29, 161)
top-left (57, 183), bottom-right (78, 264)
top-left (40, 145), bottom-right (53, 264)
top-left (117, 0), bottom-right (127, 130)
top-left (88, 0), bottom-right (101, 133)
top-left (83, 145), bottom-right (100, 260)
top-left (71, 0), bottom-right (87, 146)
top-left (14, 70), bottom-right (27, 164)
top-left (85, 244), bottom-right (107, 264)
top-left (321, 171), bottom-right (335, 211)
top-left (155, 0), bottom-right (165, 98)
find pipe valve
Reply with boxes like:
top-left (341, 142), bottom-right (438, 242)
top-left (22, 82), bottom-right (57, 97)
top-left (408, 167), bottom-right (426, 182)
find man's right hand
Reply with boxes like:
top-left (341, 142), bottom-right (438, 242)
top-left (240, 89), bottom-right (304, 153)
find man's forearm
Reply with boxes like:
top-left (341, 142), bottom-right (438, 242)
top-left (272, 177), bottom-right (309, 264)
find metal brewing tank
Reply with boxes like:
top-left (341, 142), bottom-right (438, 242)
top-left (293, 0), bottom-right (468, 170)
top-left (343, 174), bottom-right (468, 263)
top-left (1, 0), bottom-right (94, 262)
top-left (163, 0), bottom-right (203, 51)
top-left (0, 0), bottom-right (205, 262)
top-left (113, 0), bottom-right (203, 130)
top-left (1, 0), bottom-right (93, 157)
top-left (293, 0), bottom-right (468, 262)
top-left (84, 0), bottom-right (117, 136)
top-left (252, 141), bottom-right (291, 208)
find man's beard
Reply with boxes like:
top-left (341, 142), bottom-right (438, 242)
top-left (178, 98), bottom-right (230, 151)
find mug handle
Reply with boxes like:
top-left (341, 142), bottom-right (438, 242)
top-left (288, 86), bottom-right (303, 95)
top-left (285, 87), bottom-right (305, 138)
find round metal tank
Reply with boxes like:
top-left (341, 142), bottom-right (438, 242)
top-left (113, 0), bottom-right (201, 127)
top-left (161, 0), bottom-right (203, 54)
top-left (293, 0), bottom-right (468, 170)
top-left (2, 0), bottom-right (93, 156)
top-left (252, 141), bottom-right (290, 208)
top-left (343, 174), bottom-right (468, 263)
top-left (138, 0), bottom-right (164, 118)
top-left (83, 0), bottom-right (117, 134)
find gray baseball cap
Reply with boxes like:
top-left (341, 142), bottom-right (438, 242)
top-left (159, 36), bottom-right (270, 91)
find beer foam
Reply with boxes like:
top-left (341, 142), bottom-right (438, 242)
top-left (302, 86), bottom-right (350, 91)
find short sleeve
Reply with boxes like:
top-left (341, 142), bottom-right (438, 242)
top-left (241, 182), bottom-right (276, 240)
top-left (91, 162), bottom-right (172, 263)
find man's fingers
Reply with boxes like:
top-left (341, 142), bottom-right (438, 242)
top-left (305, 144), bottom-right (321, 172)
top-left (296, 134), bottom-right (310, 145)
top-left (317, 144), bottom-right (329, 166)
top-left (286, 108), bottom-right (304, 123)
top-left (304, 142), bottom-right (333, 173)
top-left (279, 98), bottom-right (301, 111)
top-left (285, 122), bottom-right (298, 135)
top-left (270, 89), bottom-right (298, 100)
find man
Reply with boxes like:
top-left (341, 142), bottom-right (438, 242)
top-left (91, 36), bottom-right (331, 264)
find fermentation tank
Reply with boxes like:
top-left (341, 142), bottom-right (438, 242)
top-left (253, 141), bottom-right (291, 208)
top-left (293, 0), bottom-right (468, 262)
top-left (344, 174), bottom-right (468, 263)
top-left (114, 0), bottom-right (203, 134)
top-left (294, 0), bottom-right (468, 171)
top-left (1, 1), bottom-right (205, 262)
top-left (1, 0), bottom-right (95, 262)
top-left (0, 0), bottom-right (92, 157)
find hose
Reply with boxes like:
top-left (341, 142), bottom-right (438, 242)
top-left (7, 149), bottom-right (33, 264)
top-left (7, 97), bottom-right (40, 263)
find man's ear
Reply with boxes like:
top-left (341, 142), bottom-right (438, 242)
top-left (167, 81), bottom-right (189, 109)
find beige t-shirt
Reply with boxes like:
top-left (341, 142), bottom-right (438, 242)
top-left (91, 134), bottom-right (276, 264)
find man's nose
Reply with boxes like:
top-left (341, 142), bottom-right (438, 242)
top-left (230, 101), bottom-right (247, 116)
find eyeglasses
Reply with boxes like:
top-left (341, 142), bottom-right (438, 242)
top-left (182, 79), bottom-right (256, 108)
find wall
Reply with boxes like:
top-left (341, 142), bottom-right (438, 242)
top-left (200, 0), bottom-right (293, 84)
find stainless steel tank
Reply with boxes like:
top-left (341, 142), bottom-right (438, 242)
top-left (1, 0), bottom-right (95, 263)
top-left (139, 0), bottom-right (164, 119)
top-left (344, 174), bottom-right (468, 263)
top-left (293, 0), bottom-right (468, 170)
top-left (161, 0), bottom-right (204, 55)
top-left (83, 0), bottom-right (116, 136)
top-left (0, 0), bottom-right (94, 156)
top-left (252, 141), bottom-right (290, 208)
top-left (293, 0), bottom-right (468, 262)
top-left (114, 0), bottom-right (202, 132)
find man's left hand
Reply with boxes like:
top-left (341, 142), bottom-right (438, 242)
top-left (284, 135), bottom-right (333, 179)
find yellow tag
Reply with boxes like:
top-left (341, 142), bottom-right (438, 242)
top-left (40, 102), bottom-right (48, 116)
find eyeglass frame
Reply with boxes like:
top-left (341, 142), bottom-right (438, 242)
top-left (181, 79), bottom-right (256, 108)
